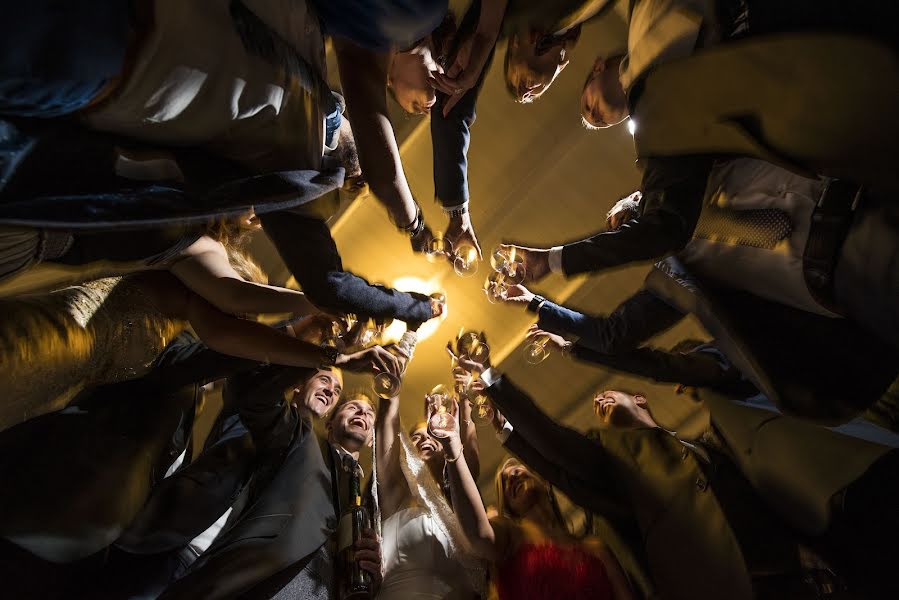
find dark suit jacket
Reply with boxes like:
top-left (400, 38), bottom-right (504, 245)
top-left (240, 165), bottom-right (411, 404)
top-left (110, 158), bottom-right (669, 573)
top-left (645, 258), bottom-right (899, 422)
top-left (0, 332), bottom-right (261, 564)
top-left (158, 363), bottom-right (342, 600)
top-left (487, 374), bottom-right (754, 600)
top-left (536, 259), bottom-right (899, 422)
top-left (430, 0), bottom-right (615, 208)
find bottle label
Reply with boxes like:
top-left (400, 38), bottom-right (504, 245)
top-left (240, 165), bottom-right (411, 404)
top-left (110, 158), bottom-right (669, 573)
top-left (337, 512), bottom-right (354, 554)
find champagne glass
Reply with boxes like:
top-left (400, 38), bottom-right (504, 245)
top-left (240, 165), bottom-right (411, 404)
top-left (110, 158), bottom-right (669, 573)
top-left (372, 331), bottom-right (417, 399)
top-left (523, 334), bottom-right (551, 364)
top-left (455, 372), bottom-right (494, 426)
top-left (490, 246), bottom-right (526, 285)
top-left (483, 271), bottom-right (510, 304)
top-left (426, 384), bottom-right (456, 431)
top-left (470, 393), bottom-right (494, 424)
top-left (426, 233), bottom-right (451, 264)
top-left (456, 330), bottom-right (490, 363)
top-left (453, 243), bottom-right (479, 277)
top-left (359, 317), bottom-right (391, 347)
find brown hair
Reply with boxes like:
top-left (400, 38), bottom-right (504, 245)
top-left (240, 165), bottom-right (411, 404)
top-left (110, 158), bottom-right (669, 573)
top-left (494, 457), bottom-right (566, 528)
top-left (204, 213), bottom-right (267, 284)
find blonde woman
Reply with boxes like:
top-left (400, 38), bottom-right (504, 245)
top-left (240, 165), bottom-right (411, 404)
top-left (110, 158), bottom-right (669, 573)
top-left (429, 404), bottom-right (633, 600)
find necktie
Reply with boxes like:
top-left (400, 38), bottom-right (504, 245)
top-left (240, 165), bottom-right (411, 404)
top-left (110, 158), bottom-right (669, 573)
top-left (693, 202), bottom-right (792, 249)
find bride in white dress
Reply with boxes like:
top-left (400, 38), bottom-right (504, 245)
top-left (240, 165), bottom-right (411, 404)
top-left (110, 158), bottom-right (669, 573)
top-left (373, 345), bottom-right (484, 599)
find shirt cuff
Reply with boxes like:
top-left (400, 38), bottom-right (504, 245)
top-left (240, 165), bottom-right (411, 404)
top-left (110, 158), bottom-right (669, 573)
top-left (548, 246), bottom-right (565, 274)
top-left (442, 200), bottom-right (469, 213)
top-left (497, 420), bottom-right (514, 444)
top-left (480, 367), bottom-right (499, 388)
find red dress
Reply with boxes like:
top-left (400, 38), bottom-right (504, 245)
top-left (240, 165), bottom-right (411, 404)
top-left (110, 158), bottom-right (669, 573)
top-left (496, 542), bottom-right (615, 600)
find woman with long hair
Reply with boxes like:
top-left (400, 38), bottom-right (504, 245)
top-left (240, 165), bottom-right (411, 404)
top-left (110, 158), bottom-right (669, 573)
top-left (430, 407), bottom-right (634, 600)
top-left (373, 335), bottom-right (483, 599)
top-left (0, 216), bottom-right (391, 432)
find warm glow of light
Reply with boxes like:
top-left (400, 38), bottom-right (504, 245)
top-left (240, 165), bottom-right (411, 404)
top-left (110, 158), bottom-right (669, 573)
top-left (382, 276), bottom-right (447, 343)
top-left (627, 119), bottom-right (636, 136)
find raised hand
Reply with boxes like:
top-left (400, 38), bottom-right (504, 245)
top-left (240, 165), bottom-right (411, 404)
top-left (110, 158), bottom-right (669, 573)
top-left (499, 244), bottom-right (551, 283)
top-left (355, 528), bottom-right (384, 591)
top-left (446, 342), bottom-right (488, 375)
top-left (444, 212), bottom-right (482, 262)
top-left (606, 191), bottom-right (642, 231)
top-left (525, 325), bottom-right (570, 352)
top-left (336, 345), bottom-right (401, 375)
top-left (502, 284), bottom-right (534, 305)
top-left (427, 396), bottom-right (461, 441)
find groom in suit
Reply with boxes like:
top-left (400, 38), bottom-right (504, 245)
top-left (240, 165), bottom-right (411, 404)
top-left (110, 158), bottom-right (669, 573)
top-left (453, 353), bottom-right (899, 599)
top-left (110, 356), bottom-right (384, 600)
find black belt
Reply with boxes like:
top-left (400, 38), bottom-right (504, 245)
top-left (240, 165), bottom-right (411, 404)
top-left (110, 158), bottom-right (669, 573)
top-left (803, 178), bottom-right (862, 315)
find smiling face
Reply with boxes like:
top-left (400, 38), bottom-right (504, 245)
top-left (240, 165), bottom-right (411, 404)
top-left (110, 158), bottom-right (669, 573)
top-left (328, 397), bottom-right (376, 451)
top-left (294, 369), bottom-right (343, 418)
top-left (592, 390), bottom-right (651, 430)
top-left (410, 424), bottom-right (443, 462)
top-left (499, 460), bottom-right (545, 517)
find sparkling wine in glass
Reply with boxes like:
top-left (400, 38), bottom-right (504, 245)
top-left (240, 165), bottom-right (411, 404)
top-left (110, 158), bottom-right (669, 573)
top-left (453, 243), bottom-right (479, 277)
top-left (490, 246), bottom-right (526, 285)
top-left (427, 384), bottom-right (456, 431)
top-left (372, 331), bottom-right (417, 399)
top-left (456, 330), bottom-right (489, 363)
top-left (484, 271), bottom-right (510, 304)
top-left (426, 234), bottom-right (451, 264)
top-left (523, 335), bottom-right (551, 364)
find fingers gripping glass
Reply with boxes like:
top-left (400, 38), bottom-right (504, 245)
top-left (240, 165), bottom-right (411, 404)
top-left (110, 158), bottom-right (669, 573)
top-left (426, 384), bottom-right (456, 431)
top-left (523, 334), bottom-right (551, 364)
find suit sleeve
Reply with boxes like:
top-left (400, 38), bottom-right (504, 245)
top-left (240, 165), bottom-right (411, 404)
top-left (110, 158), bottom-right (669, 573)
top-left (573, 344), bottom-right (747, 391)
top-left (487, 374), bottom-right (612, 484)
top-left (259, 210), bottom-right (432, 323)
top-left (503, 429), bottom-right (628, 520)
top-left (430, 0), bottom-right (494, 208)
top-left (537, 289), bottom-right (685, 353)
top-left (223, 364), bottom-right (313, 454)
top-left (560, 155), bottom-right (713, 275)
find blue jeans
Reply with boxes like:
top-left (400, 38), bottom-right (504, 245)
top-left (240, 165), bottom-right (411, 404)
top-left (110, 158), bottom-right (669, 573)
top-left (0, 0), bottom-right (133, 117)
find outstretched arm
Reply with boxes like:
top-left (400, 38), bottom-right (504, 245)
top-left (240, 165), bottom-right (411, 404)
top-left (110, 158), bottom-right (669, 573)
top-left (504, 284), bottom-right (685, 353)
top-left (260, 211), bottom-right (435, 324)
top-left (558, 155), bottom-right (713, 275)
top-left (573, 344), bottom-right (750, 394)
top-left (430, 410), bottom-right (511, 562)
top-left (169, 236), bottom-right (319, 316)
top-left (333, 39), bottom-right (417, 229)
top-left (375, 387), bottom-right (412, 519)
top-left (186, 293), bottom-right (329, 368)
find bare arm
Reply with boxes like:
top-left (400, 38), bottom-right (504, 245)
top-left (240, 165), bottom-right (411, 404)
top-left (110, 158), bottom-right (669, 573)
top-left (459, 395), bottom-right (481, 481)
top-left (185, 293), bottom-right (327, 367)
top-left (333, 39), bottom-right (417, 228)
top-left (431, 414), bottom-right (510, 562)
top-left (170, 236), bottom-right (320, 316)
top-left (375, 390), bottom-right (412, 519)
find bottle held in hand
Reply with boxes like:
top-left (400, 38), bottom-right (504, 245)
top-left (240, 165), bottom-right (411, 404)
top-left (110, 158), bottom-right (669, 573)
top-left (338, 460), bottom-right (371, 600)
top-left (372, 330), bottom-right (417, 398)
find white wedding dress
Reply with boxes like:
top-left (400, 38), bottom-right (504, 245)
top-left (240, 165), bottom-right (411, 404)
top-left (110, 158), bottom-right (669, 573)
top-left (374, 432), bottom-right (483, 600)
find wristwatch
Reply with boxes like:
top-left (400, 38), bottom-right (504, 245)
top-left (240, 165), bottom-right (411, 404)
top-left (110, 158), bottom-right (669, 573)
top-left (444, 203), bottom-right (469, 220)
top-left (527, 294), bottom-right (546, 313)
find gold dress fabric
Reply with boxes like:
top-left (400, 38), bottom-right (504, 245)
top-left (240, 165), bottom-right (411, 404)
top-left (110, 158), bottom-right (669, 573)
top-left (0, 277), bottom-right (185, 432)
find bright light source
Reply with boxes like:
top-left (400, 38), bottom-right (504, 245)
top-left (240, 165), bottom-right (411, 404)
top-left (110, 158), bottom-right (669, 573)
top-left (382, 276), bottom-right (447, 343)
top-left (627, 119), bottom-right (636, 136)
